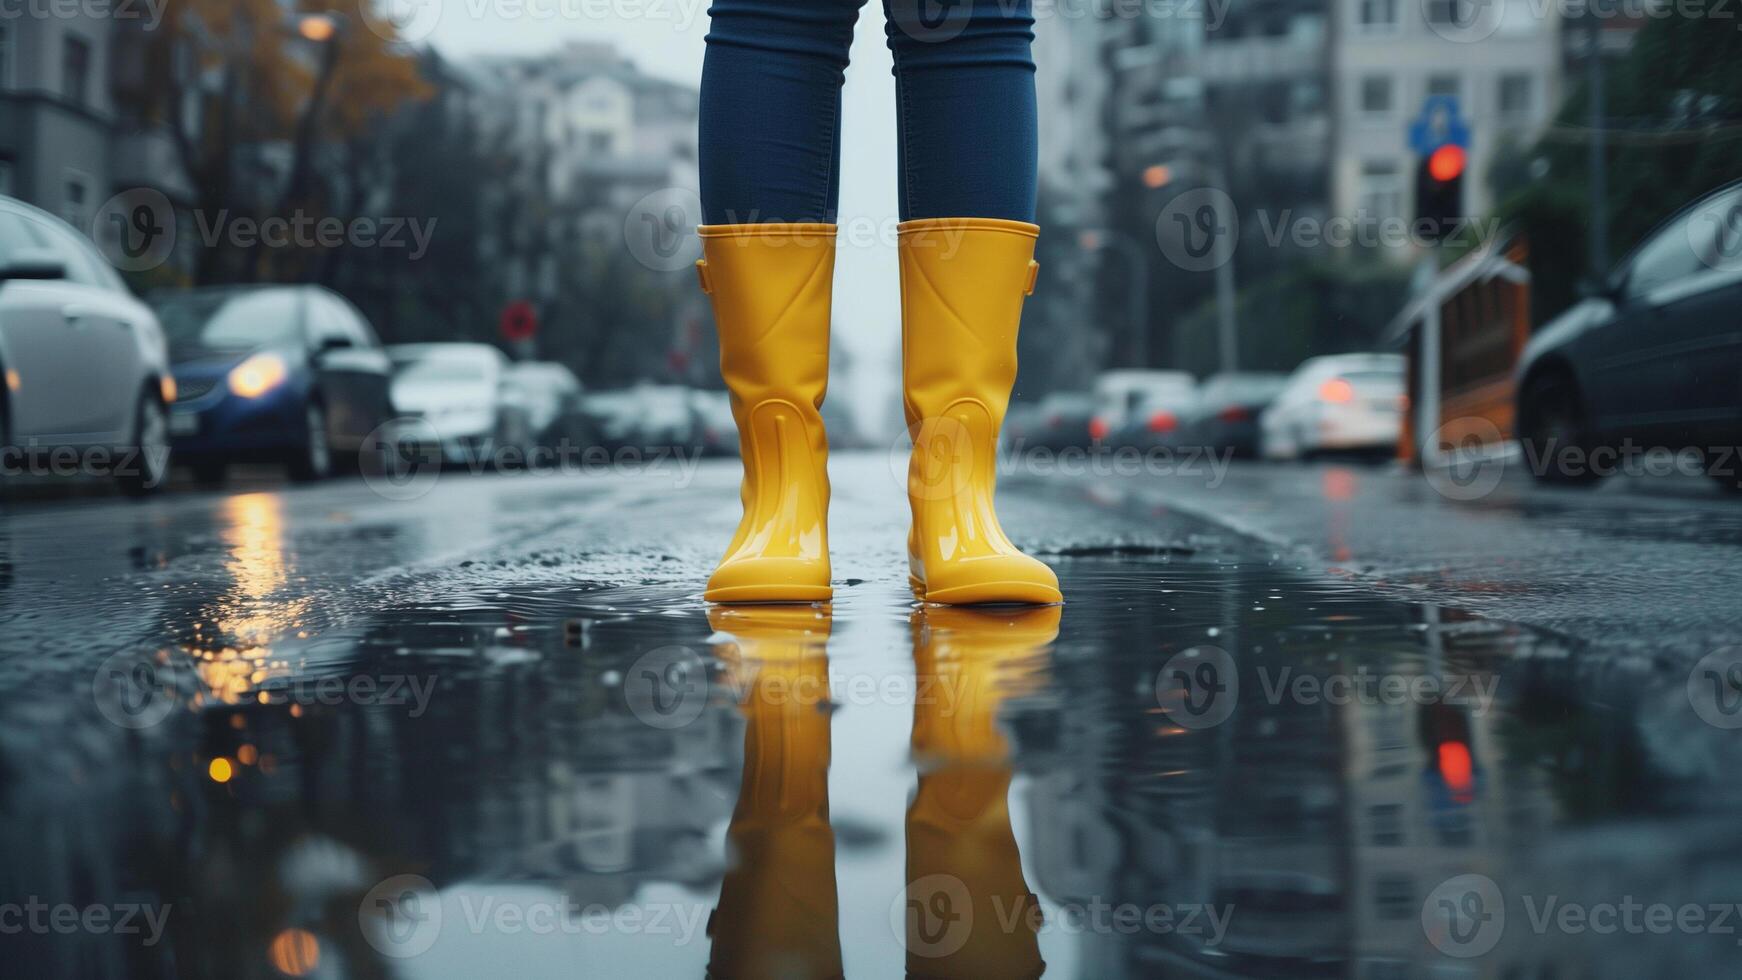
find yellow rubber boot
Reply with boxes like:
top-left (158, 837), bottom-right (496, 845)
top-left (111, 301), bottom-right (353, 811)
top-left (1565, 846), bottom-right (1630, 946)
top-left (698, 224), bottom-right (835, 604)
top-left (899, 218), bottom-right (1061, 605)
top-left (706, 605), bottom-right (841, 980)
top-left (903, 606), bottom-right (1058, 979)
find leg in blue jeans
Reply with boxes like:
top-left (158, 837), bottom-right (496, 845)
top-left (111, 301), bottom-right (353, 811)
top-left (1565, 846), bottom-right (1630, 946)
top-left (699, 0), bottom-right (1037, 224)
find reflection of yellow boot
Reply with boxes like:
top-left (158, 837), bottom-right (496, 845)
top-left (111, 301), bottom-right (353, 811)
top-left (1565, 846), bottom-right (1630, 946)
top-left (706, 606), bottom-right (841, 980)
top-left (904, 606), bottom-right (1058, 979)
top-left (698, 224), bottom-right (835, 604)
top-left (900, 219), bottom-right (1061, 606)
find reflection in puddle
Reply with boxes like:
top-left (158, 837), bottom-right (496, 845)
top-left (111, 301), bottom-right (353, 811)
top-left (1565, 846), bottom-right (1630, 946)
top-left (6, 553), bottom-right (1742, 978)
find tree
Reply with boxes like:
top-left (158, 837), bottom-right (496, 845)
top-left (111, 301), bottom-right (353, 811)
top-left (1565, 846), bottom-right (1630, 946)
top-left (117, 0), bottom-right (430, 284)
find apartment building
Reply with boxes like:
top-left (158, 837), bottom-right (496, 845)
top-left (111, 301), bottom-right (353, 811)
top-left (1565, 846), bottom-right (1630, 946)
top-left (0, 12), bottom-right (117, 226)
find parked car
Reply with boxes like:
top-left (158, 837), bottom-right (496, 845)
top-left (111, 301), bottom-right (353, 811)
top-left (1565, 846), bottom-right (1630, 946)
top-left (580, 389), bottom-right (644, 451)
top-left (690, 389), bottom-right (738, 456)
top-left (508, 361), bottom-right (585, 456)
top-left (1179, 372), bottom-right (1290, 457)
top-left (1515, 179), bottom-right (1742, 488)
top-left (387, 343), bottom-right (533, 468)
top-left (1260, 354), bottom-right (1406, 461)
top-left (159, 286), bottom-right (394, 483)
top-left (0, 195), bottom-right (174, 494)
top-left (631, 384), bottom-right (699, 450)
top-left (1095, 370), bottom-right (1197, 449)
top-left (1026, 392), bottom-right (1097, 451)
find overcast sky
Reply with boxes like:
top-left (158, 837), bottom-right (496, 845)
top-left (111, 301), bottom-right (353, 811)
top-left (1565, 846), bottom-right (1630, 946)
top-left (422, 0), bottom-right (905, 435)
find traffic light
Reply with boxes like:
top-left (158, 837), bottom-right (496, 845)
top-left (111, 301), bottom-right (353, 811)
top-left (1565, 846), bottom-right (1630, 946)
top-left (1415, 144), bottom-right (1466, 242)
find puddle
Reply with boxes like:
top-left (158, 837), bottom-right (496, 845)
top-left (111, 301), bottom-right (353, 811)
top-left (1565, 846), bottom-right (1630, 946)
top-left (4, 552), bottom-right (1740, 978)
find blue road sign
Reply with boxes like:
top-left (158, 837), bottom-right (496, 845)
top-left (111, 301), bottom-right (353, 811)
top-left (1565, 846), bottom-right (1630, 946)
top-left (1409, 95), bottom-right (1471, 154)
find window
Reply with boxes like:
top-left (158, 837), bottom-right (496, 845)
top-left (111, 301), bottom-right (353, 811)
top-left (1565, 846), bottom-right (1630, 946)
top-left (1368, 804), bottom-right (1404, 846)
top-left (1373, 875), bottom-right (1415, 920)
top-left (1358, 160), bottom-right (1405, 224)
top-left (1360, 75), bottom-right (1394, 117)
top-left (63, 35), bottom-right (92, 107)
top-left (1427, 74), bottom-right (1461, 101)
top-left (0, 23), bottom-right (13, 91)
top-left (22, 215), bottom-right (105, 287)
top-left (1357, 0), bottom-right (1399, 31)
top-left (1498, 73), bottom-right (1532, 117)
top-left (1425, 0), bottom-right (1464, 24)
top-left (1625, 211), bottom-right (1709, 298)
top-left (0, 211), bottom-right (40, 265)
top-left (63, 173), bottom-right (90, 229)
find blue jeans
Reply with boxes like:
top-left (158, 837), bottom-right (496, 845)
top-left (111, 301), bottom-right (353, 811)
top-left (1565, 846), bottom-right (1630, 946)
top-left (699, 0), bottom-right (1038, 225)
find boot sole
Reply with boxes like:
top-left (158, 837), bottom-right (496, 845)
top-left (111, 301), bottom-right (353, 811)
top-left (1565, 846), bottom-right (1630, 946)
top-left (704, 583), bottom-right (833, 604)
top-left (910, 575), bottom-right (1063, 606)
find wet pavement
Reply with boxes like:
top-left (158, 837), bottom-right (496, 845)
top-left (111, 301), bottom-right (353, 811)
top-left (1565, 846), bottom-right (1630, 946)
top-left (4, 454), bottom-right (1742, 978)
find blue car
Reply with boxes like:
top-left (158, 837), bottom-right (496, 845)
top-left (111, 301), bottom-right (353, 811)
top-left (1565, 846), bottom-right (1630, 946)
top-left (155, 286), bottom-right (395, 483)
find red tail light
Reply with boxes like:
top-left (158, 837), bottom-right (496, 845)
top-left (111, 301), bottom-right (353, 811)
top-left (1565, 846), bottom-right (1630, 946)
top-left (1146, 410), bottom-right (1177, 434)
top-left (1217, 405), bottom-right (1251, 423)
top-left (1318, 378), bottom-right (1355, 403)
top-left (1088, 417), bottom-right (1110, 441)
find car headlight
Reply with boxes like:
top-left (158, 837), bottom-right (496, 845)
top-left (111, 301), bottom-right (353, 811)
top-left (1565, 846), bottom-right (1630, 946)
top-left (228, 353), bottom-right (288, 399)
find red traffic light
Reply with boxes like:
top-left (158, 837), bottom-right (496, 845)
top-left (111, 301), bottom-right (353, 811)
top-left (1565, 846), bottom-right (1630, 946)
top-left (1427, 144), bottom-right (1466, 183)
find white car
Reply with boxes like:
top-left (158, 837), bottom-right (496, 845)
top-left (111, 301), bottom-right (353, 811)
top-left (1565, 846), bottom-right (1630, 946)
top-left (1090, 369), bottom-right (1197, 444)
top-left (387, 343), bottom-right (532, 466)
top-left (507, 361), bottom-right (583, 447)
top-left (1260, 354), bottom-right (1406, 461)
top-left (0, 195), bottom-right (174, 494)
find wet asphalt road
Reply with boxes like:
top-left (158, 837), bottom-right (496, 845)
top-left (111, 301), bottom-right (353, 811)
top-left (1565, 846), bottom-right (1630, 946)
top-left (3, 454), bottom-right (1742, 978)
